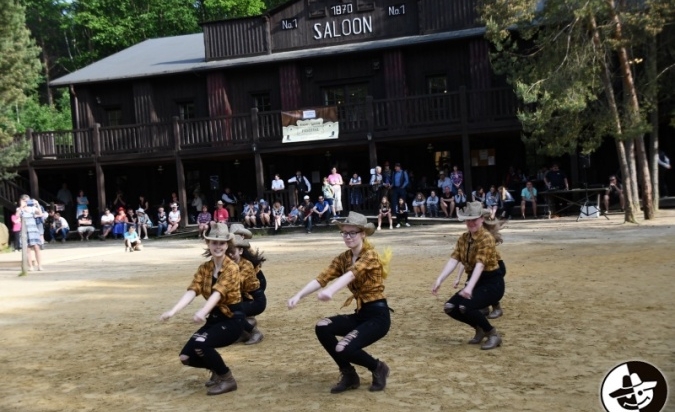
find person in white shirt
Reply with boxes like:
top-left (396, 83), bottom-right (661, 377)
top-left (52, 212), bottom-right (70, 243)
top-left (271, 173), bottom-right (285, 192)
top-left (166, 203), bottom-right (181, 235)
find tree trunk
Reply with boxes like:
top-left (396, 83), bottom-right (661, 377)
top-left (647, 37), bottom-right (660, 208)
top-left (625, 140), bottom-right (640, 213)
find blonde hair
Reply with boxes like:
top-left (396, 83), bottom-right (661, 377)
top-left (482, 220), bottom-right (504, 244)
top-left (363, 238), bottom-right (392, 280)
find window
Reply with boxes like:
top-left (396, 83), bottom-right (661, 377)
top-left (427, 75), bottom-right (448, 94)
top-left (252, 93), bottom-right (272, 112)
top-left (105, 108), bottom-right (123, 126)
top-left (177, 102), bottom-right (195, 120)
top-left (322, 83), bottom-right (368, 130)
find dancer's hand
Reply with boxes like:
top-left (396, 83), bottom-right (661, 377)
top-left (287, 296), bottom-right (301, 309)
top-left (317, 290), bottom-right (332, 302)
top-left (431, 280), bottom-right (442, 296)
top-left (160, 311), bottom-right (173, 321)
top-left (452, 278), bottom-right (461, 289)
top-left (193, 310), bottom-right (207, 323)
top-left (459, 287), bottom-right (473, 299)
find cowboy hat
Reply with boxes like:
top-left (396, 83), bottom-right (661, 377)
top-left (136, 208), bottom-right (145, 214)
top-left (216, 200), bottom-right (224, 205)
top-left (335, 211), bottom-right (376, 236)
top-left (610, 373), bottom-right (657, 398)
top-left (456, 201), bottom-right (491, 221)
top-left (229, 223), bottom-right (253, 239)
top-left (204, 222), bottom-right (234, 241)
top-left (229, 234), bottom-right (250, 248)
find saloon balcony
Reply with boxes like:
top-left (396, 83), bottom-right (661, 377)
top-left (20, 87), bottom-right (520, 167)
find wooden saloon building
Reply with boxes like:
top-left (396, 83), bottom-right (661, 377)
top-left (8, 0), bottom-right (534, 220)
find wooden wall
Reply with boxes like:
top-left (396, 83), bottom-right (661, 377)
top-left (418, 0), bottom-right (480, 33)
top-left (203, 17), bottom-right (269, 61)
top-left (403, 41), bottom-right (471, 94)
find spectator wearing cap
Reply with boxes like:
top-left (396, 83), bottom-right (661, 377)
top-left (166, 203), bottom-right (181, 235)
top-left (136, 208), bottom-right (152, 239)
top-left (298, 195), bottom-right (314, 234)
top-left (155, 207), bottom-right (168, 236)
top-left (437, 171), bottom-right (453, 192)
top-left (213, 200), bottom-right (230, 224)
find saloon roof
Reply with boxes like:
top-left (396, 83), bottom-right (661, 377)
top-left (50, 28), bottom-right (485, 87)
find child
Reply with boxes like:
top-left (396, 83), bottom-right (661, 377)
top-left (411, 192), bottom-right (426, 217)
top-left (377, 196), bottom-right (393, 230)
top-left (11, 207), bottom-right (21, 251)
top-left (156, 207), bottom-right (168, 236)
top-left (160, 223), bottom-right (244, 396)
top-left (287, 205), bottom-right (300, 226)
top-left (426, 190), bottom-right (439, 217)
top-left (394, 197), bottom-right (410, 228)
top-left (124, 225), bottom-right (143, 252)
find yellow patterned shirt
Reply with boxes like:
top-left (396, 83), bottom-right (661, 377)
top-left (187, 258), bottom-right (242, 317)
top-left (316, 246), bottom-right (385, 309)
top-left (451, 227), bottom-right (500, 275)
top-left (238, 258), bottom-right (260, 300)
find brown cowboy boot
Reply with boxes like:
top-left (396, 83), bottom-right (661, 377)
top-left (368, 360), bottom-right (390, 392)
top-left (330, 366), bottom-right (360, 393)
top-left (487, 304), bottom-right (503, 319)
top-left (244, 327), bottom-right (264, 345)
top-left (205, 370), bottom-right (217, 387)
top-left (206, 371), bottom-right (237, 395)
top-left (467, 327), bottom-right (485, 344)
top-left (481, 328), bottom-right (502, 350)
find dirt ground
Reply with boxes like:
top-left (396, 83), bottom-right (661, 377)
top-left (0, 211), bottom-right (674, 412)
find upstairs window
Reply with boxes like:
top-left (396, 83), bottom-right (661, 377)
top-left (427, 75), bottom-right (448, 94)
top-left (322, 83), bottom-right (368, 106)
top-left (178, 102), bottom-right (195, 120)
top-left (252, 93), bottom-right (272, 112)
top-left (105, 108), bottom-right (123, 126)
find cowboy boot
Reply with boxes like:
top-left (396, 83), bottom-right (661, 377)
top-left (246, 317), bottom-right (257, 327)
top-left (244, 327), bottom-right (264, 345)
top-left (481, 328), bottom-right (502, 350)
top-left (205, 370), bottom-right (217, 387)
top-left (236, 330), bottom-right (252, 343)
top-left (368, 360), bottom-right (390, 392)
top-left (206, 371), bottom-right (237, 395)
top-left (479, 307), bottom-right (490, 316)
top-left (330, 366), bottom-right (360, 393)
top-left (487, 304), bottom-right (503, 319)
top-left (467, 327), bottom-right (485, 344)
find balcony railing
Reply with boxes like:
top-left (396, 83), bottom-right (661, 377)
top-left (22, 87), bottom-right (519, 161)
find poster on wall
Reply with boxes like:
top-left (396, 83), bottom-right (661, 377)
top-left (282, 106), bottom-right (339, 143)
top-left (471, 149), bottom-right (496, 167)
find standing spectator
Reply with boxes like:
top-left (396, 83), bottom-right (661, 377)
top-left (485, 186), bottom-right (500, 220)
top-left (381, 161), bottom-right (393, 198)
top-left (349, 172), bottom-right (363, 211)
top-left (288, 171), bottom-right (311, 207)
top-left (299, 195), bottom-right (314, 234)
top-left (213, 201), bottom-right (230, 224)
top-left (498, 186), bottom-right (515, 219)
top-left (137, 195), bottom-right (150, 212)
top-left (370, 166), bottom-right (383, 200)
top-left (242, 200), bottom-right (258, 228)
top-left (77, 209), bottom-right (95, 241)
top-left (112, 190), bottom-right (126, 211)
top-left (166, 203), bottom-right (181, 235)
top-left (426, 190), bottom-right (440, 217)
top-left (271, 173), bottom-right (285, 202)
top-left (437, 171), bottom-right (453, 193)
top-left (11, 207), bottom-right (21, 251)
top-left (328, 167), bottom-right (344, 217)
top-left (221, 188), bottom-right (238, 220)
top-left (390, 162), bottom-right (409, 208)
top-left (394, 197), bottom-right (410, 228)
top-left (19, 195), bottom-right (44, 271)
top-left (454, 188), bottom-right (468, 217)
top-left (544, 163), bottom-right (569, 190)
top-left (56, 183), bottom-right (74, 221)
top-left (313, 195), bottom-right (331, 226)
top-left (52, 212), bottom-right (70, 243)
top-left (76, 190), bottom-right (89, 218)
top-left (287, 212), bottom-right (392, 393)
top-left (99, 208), bottom-right (114, 240)
top-left (440, 186), bottom-right (455, 218)
top-left (376, 196), bottom-right (393, 230)
top-left (520, 181), bottom-right (538, 219)
top-left (191, 192), bottom-right (203, 224)
top-left (136, 208), bottom-right (152, 239)
top-left (196, 205), bottom-right (212, 239)
top-left (170, 192), bottom-right (180, 208)
top-left (412, 192), bottom-right (427, 217)
top-left (155, 207), bottom-right (168, 236)
top-left (658, 150), bottom-right (671, 197)
top-left (603, 175), bottom-right (625, 214)
top-left (321, 177), bottom-right (335, 218)
top-left (450, 165), bottom-right (464, 195)
top-left (124, 225), bottom-right (143, 252)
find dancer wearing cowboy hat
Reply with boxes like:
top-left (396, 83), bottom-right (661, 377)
top-left (159, 223), bottom-right (244, 395)
top-left (288, 211), bottom-right (393, 393)
top-left (431, 201), bottom-right (506, 350)
top-left (226, 227), bottom-right (267, 345)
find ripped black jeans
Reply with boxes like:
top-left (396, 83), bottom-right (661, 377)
top-left (315, 299), bottom-right (391, 371)
top-left (446, 270), bottom-right (505, 332)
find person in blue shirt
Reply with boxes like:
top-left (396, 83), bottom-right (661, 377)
top-left (390, 162), bottom-right (409, 208)
top-left (124, 225), bottom-right (143, 252)
top-left (313, 195), bottom-right (332, 225)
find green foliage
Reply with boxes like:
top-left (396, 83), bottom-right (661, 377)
top-left (13, 91), bottom-right (72, 133)
top-left (198, 0), bottom-right (267, 21)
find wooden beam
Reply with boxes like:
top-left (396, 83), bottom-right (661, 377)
top-left (459, 86), bottom-right (472, 194)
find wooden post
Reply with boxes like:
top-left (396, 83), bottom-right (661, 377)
top-left (459, 86), bottom-right (472, 194)
top-left (25, 129), bottom-right (40, 201)
top-left (172, 116), bottom-right (181, 152)
top-left (366, 96), bottom-right (378, 169)
top-left (175, 157), bottom-right (187, 227)
top-left (251, 108), bottom-right (265, 200)
top-left (92, 123), bottom-right (101, 158)
top-left (96, 162), bottom-right (105, 213)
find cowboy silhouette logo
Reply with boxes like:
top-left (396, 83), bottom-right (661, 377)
top-left (601, 361), bottom-right (668, 412)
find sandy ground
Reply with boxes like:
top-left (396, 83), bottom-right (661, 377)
top-left (0, 211), bottom-right (674, 412)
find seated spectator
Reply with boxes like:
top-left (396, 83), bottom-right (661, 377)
top-left (485, 185), bottom-right (500, 220)
top-left (544, 163), bottom-right (569, 190)
top-left (272, 200), bottom-right (285, 233)
top-left (437, 171), bottom-right (452, 193)
top-left (498, 186), bottom-right (515, 219)
top-left (155, 207), bottom-right (168, 236)
top-left (51, 212), bottom-right (70, 243)
top-left (213, 200), bottom-right (230, 224)
top-left (471, 186), bottom-right (486, 206)
top-left (313, 195), bottom-right (331, 225)
top-left (77, 209), bottom-right (95, 241)
top-left (603, 175), bottom-right (625, 214)
top-left (44, 209), bottom-right (57, 242)
top-left (136, 208), bottom-right (152, 240)
top-left (287, 205), bottom-right (300, 226)
top-left (453, 188), bottom-right (468, 217)
top-left (124, 225), bottom-right (142, 252)
top-left (520, 181), bottom-right (538, 219)
top-left (165, 203), bottom-right (181, 234)
top-left (439, 186), bottom-right (455, 218)
top-left (242, 200), bottom-right (258, 228)
top-left (412, 192), bottom-right (427, 217)
top-left (259, 199), bottom-right (271, 227)
top-left (126, 208), bottom-right (138, 231)
top-left (196, 205), bottom-right (212, 239)
top-left (221, 187), bottom-right (238, 220)
top-left (298, 195), bottom-right (314, 234)
top-left (190, 192), bottom-right (203, 224)
top-left (99, 208), bottom-right (114, 240)
top-left (395, 197), bottom-right (410, 228)
top-left (426, 190), bottom-right (440, 217)
top-left (377, 196), bottom-right (393, 230)
top-left (112, 207), bottom-right (128, 239)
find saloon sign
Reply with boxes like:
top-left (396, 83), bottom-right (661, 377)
top-left (282, 107), bottom-right (340, 143)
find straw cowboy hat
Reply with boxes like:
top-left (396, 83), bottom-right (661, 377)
top-left (229, 234), bottom-right (250, 248)
top-left (335, 211), bottom-right (376, 236)
top-left (204, 222), bottom-right (234, 241)
top-left (229, 223), bottom-right (253, 239)
top-left (136, 208), bottom-right (145, 214)
top-left (456, 201), bottom-right (492, 222)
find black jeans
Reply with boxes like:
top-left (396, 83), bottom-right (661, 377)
top-left (446, 270), bottom-right (505, 332)
top-left (241, 288), bottom-right (266, 332)
top-left (179, 307), bottom-right (244, 375)
top-left (315, 300), bottom-right (391, 371)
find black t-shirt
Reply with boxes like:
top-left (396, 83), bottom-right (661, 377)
top-left (78, 214), bottom-right (93, 227)
top-left (546, 170), bottom-right (567, 189)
